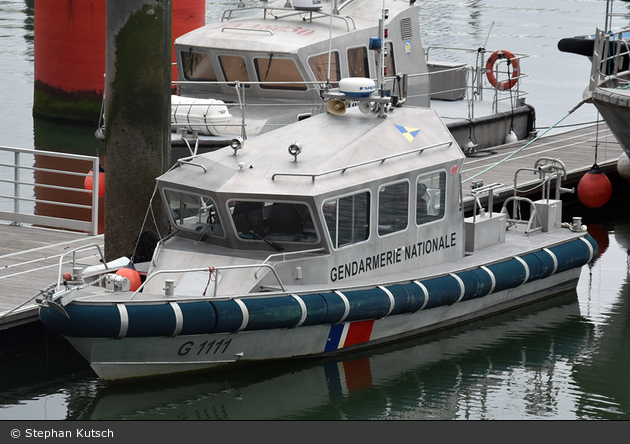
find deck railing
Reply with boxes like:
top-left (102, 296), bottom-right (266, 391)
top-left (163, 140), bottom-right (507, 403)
top-left (0, 145), bottom-right (101, 235)
top-left (588, 1), bottom-right (630, 91)
top-left (424, 45), bottom-right (529, 114)
top-left (589, 25), bottom-right (630, 91)
top-left (167, 48), bottom-right (529, 144)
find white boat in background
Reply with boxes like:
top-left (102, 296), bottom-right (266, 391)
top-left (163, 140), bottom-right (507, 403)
top-left (39, 48), bottom-right (596, 382)
top-left (96, 0), bottom-right (536, 156)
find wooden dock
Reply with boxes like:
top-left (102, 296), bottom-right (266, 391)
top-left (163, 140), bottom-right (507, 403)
top-left (460, 123), bottom-right (623, 206)
top-left (0, 122), bottom-right (625, 341)
top-left (0, 225), bottom-right (104, 329)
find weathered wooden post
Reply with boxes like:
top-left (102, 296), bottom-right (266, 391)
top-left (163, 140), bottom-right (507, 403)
top-left (104, 0), bottom-right (171, 262)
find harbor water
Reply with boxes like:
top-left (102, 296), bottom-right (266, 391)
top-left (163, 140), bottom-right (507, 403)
top-left (2, 0), bottom-right (630, 420)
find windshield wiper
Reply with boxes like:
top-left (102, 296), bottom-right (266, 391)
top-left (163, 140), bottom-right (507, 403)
top-left (249, 229), bottom-right (283, 252)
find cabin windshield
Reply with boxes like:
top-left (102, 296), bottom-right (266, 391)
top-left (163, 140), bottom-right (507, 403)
top-left (378, 180), bottom-right (409, 236)
top-left (417, 171), bottom-right (446, 225)
top-left (181, 50), bottom-right (308, 91)
top-left (218, 54), bottom-right (250, 86)
top-left (254, 57), bottom-right (307, 90)
top-left (164, 189), bottom-right (224, 238)
top-left (229, 200), bottom-right (318, 243)
top-left (348, 46), bottom-right (369, 78)
top-left (308, 51), bottom-right (340, 86)
top-left (181, 50), bottom-right (217, 81)
top-left (323, 191), bottom-right (370, 249)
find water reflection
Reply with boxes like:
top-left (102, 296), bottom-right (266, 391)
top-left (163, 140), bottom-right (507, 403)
top-left (570, 215), bottom-right (630, 418)
top-left (22, 0), bottom-right (34, 51)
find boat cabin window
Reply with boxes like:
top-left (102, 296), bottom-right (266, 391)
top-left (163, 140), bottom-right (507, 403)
top-left (254, 57), bottom-right (307, 91)
top-left (416, 171), bottom-right (446, 225)
top-left (164, 189), bottom-right (224, 238)
top-left (323, 191), bottom-right (370, 249)
top-left (218, 55), bottom-right (250, 86)
top-left (378, 180), bottom-right (409, 236)
top-left (348, 46), bottom-right (370, 78)
top-left (228, 200), bottom-right (317, 243)
top-left (308, 51), bottom-right (340, 86)
top-left (181, 50), bottom-right (217, 81)
top-left (374, 42), bottom-right (395, 76)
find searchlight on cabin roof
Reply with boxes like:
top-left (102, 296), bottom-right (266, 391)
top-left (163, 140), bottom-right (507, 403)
top-left (288, 142), bottom-right (302, 162)
top-left (230, 137), bottom-right (244, 155)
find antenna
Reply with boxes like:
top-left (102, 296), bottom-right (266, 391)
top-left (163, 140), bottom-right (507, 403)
top-left (377, 5), bottom-right (389, 117)
top-left (326, 0), bottom-right (334, 87)
top-left (483, 21), bottom-right (495, 50)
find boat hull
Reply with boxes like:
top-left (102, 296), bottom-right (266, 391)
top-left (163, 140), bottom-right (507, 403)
top-left (592, 87), bottom-right (630, 158)
top-left (63, 267), bottom-right (581, 383)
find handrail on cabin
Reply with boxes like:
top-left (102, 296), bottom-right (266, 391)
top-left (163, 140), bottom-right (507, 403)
top-left (272, 140), bottom-right (453, 181)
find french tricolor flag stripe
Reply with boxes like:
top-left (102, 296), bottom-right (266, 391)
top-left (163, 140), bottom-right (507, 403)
top-left (325, 320), bottom-right (375, 352)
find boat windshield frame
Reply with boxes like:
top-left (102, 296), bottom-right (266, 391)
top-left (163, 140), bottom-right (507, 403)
top-left (228, 199), bottom-right (320, 246)
top-left (163, 188), bottom-right (225, 240)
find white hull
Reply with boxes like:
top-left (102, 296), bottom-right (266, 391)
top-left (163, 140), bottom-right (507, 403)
top-left (68, 269), bottom-right (580, 383)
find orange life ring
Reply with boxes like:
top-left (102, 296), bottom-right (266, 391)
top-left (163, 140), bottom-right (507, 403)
top-left (485, 50), bottom-right (520, 91)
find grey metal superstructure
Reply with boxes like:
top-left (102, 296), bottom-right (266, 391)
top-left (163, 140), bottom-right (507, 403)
top-left (153, 106), bottom-right (464, 293)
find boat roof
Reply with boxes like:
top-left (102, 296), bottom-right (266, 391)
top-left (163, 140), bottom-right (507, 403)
top-left (174, 0), bottom-right (419, 54)
top-left (159, 105), bottom-right (464, 198)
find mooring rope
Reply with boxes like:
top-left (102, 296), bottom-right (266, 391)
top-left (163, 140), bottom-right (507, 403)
top-left (462, 98), bottom-right (589, 184)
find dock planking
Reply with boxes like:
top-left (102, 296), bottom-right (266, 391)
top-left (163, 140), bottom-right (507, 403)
top-left (0, 122), bottom-right (625, 332)
top-left (461, 123), bottom-right (623, 204)
top-left (0, 224), bottom-right (104, 329)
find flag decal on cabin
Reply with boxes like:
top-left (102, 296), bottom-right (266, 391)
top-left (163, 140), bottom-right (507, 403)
top-left (395, 125), bottom-right (420, 142)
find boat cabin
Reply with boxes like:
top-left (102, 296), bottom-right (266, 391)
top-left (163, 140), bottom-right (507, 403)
top-left (174, 0), bottom-right (431, 107)
top-left (153, 105), bottom-right (465, 294)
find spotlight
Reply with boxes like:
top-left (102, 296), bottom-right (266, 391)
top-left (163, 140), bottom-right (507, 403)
top-left (230, 137), bottom-right (244, 155)
top-left (288, 142), bottom-right (302, 162)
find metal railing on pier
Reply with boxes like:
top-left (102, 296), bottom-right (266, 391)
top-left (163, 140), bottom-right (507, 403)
top-left (0, 146), bottom-right (101, 235)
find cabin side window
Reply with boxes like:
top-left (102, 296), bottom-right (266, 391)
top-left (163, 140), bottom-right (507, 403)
top-left (218, 55), bottom-right (250, 86)
top-left (164, 189), bottom-right (224, 238)
top-left (254, 57), bottom-right (307, 91)
top-left (347, 46), bottom-right (369, 78)
top-left (378, 181), bottom-right (409, 236)
top-left (228, 200), bottom-right (317, 243)
top-left (181, 50), bottom-right (217, 81)
top-left (416, 171), bottom-right (446, 225)
top-left (374, 42), bottom-right (395, 76)
top-left (308, 51), bottom-right (340, 86)
top-left (323, 191), bottom-right (370, 249)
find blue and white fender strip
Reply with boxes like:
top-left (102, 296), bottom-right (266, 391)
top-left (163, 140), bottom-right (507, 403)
top-left (116, 304), bottom-right (129, 340)
top-left (513, 256), bottom-right (530, 285)
top-left (291, 294), bottom-right (308, 328)
top-left (377, 285), bottom-right (396, 317)
top-left (579, 236), bottom-right (595, 263)
top-left (480, 266), bottom-right (496, 294)
top-left (412, 280), bottom-right (429, 310)
top-left (234, 298), bottom-right (249, 332)
top-left (334, 290), bottom-right (350, 323)
top-left (543, 248), bottom-right (558, 275)
top-left (449, 273), bottom-right (466, 303)
top-left (170, 302), bottom-right (183, 337)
